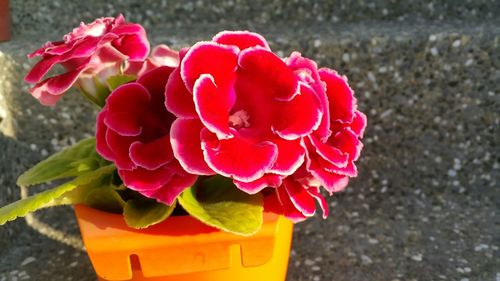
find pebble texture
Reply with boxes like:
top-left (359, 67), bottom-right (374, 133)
top-left (10, 0), bottom-right (500, 36)
top-left (1, 1), bottom-right (499, 280)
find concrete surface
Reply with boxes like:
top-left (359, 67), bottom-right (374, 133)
top-left (0, 1), bottom-right (499, 280)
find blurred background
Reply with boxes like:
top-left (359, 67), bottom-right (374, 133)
top-left (0, 0), bottom-right (499, 280)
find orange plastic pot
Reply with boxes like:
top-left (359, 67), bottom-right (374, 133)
top-left (74, 205), bottom-right (294, 281)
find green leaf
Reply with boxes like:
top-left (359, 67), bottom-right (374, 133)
top-left (123, 198), bottom-right (176, 229)
top-left (17, 137), bottom-right (108, 186)
top-left (78, 76), bottom-right (112, 108)
top-left (81, 187), bottom-right (125, 213)
top-left (178, 175), bottom-right (264, 236)
top-left (0, 165), bottom-right (115, 226)
top-left (107, 74), bottom-right (137, 91)
top-left (51, 169), bottom-right (125, 213)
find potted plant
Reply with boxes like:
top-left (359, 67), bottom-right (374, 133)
top-left (0, 15), bottom-right (366, 281)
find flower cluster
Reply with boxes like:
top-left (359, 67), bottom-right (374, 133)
top-left (26, 16), bottom-right (366, 223)
top-left (25, 15), bottom-right (149, 106)
top-left (96, 66), bottom-right (197, 205)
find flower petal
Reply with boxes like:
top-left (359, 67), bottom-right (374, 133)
top-left (331, 128), bottom-right (363, 162)
top-left (276, 184), bottom-right (307, 223)
top-left (308, 135), bottom-right (348, 168)
top-left (193, 74), bottom-right (233, 139)
top-left (285, 52), bottom-right (332, 141)
top-left (61, 36), bottom-right (101, 60)
top-left (350, 111), bottom-right (367, 138)
top-left (234, 174), bottom-right (283, 194)
top-left (95, 110), bottom-right (115, 161)
top-left (213, 30), bottom-right (270, 51)
top-left (238, 47), bottom-right (299, 101)
top-left (181, 42), bottom-right (238, 92)
top-left (24, 56), bottom-right (60, 83)
top-left (104, 83), bottom-right (150, 136)
top-left (105, 129), bottom-right (137, 170)
top-left (286, 52), bottom-right (320, 84)
top-left (201, 128), bottom-right (278, 182)
top-left (269, 138), bottom-right (305, 175)
top-left (319, 160), bottom-right (358, 177)
top-left (28, 81), bottom-right (64, 106)
top-left (230, 70), bottom-right (276, 134)
top-left (165, 67), bottom-right (197, 118)
top-left (123, 59), bottom-right (157, 77)
top-left (143, 173), bottom-right (198, 205)
top-left (29, 67), bottom-right (87, 106)
top-left (283, 178), bottom-right (316, 217)
top-left (306, 186), bottom-right (329, 219)
top-left (319, 68), bottom-right (356, 123)
top-left (170, 118), bottom-right (215, 175)
top-left (263, 192), bottom-right (284, 214)
top-left (309, 167), bottom-right (349, 194)
top-left (47, 67), bottom-right (88, 93)
top-left (64, 17), bottom-right (114, 42)
top-left (129, 135), bottom-right (174, 170)
top-left (28, 41), bottom-right (59, 58)
top-left (151, 44), bottom-right (180, 67)
top-left (272, 84), bottom-right (322, 140)
top-left (45, 41), bottom-right (78, 56)
top-left (92, 44), bottom-right (128, 64)
top-left (137, 66), bottom-right (174, 105)
top-left (179, 47), bottom-right (189, 60)
top-left (119, 166), bottom-right (174, 191)
top-left (110, 24), bottom-right (150, 60)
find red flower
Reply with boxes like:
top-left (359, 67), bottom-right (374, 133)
top-left (166, 31), bottom-right (322, 194)
top-left (96, 66), bottom-right (196, 205)
top-left (270, 52), bottom-right (367, 221)
top-left (25, 15), bottom-right (149, 106)
top-left (275, 176), bottom-right (329, 223)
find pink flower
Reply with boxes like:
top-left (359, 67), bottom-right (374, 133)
top-left (25, 15), bottom-right (150, 106)
top-left (96, 66), bottom-right (197, 205)
top-left (270, 52), bottom-right (367, 221)
top-left (167, 31), bottom-right (323, 194)
top-left (124, 44), bottom-right (180, 77)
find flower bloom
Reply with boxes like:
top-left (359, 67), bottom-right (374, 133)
top-left (167, 31), bottom-right (323, 194)
top-left (124, 44), bottom-right (180, 77)
top-left (96, 66), bottom-right (197, 205)
top-left (25, 15), bottom-right (149, 106)
top-left (271, 52), bottom-right (367, 222)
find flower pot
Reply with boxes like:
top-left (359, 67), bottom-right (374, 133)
top-left (74, 205), bottom-right (294, 281)
top-left (0, 0), bottom-right (10, 42)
